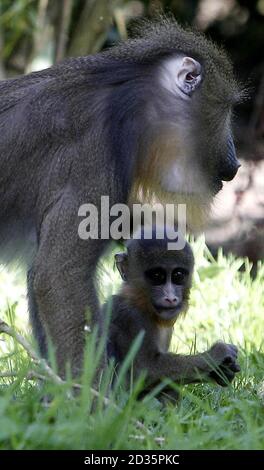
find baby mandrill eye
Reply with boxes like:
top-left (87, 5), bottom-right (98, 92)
top-left (171, 268), bottom-right (188, 285)
top-left (145, 267), bottom-right (166, 286)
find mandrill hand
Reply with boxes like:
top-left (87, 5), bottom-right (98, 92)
top-left (207, 342), bottom-right (240, 387)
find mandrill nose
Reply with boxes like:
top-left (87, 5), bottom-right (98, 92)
top-left (219, 136), bottom-right (241, 182)
top-left (164, 296), bottom-right (178, 306)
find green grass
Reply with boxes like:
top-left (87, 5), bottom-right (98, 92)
top-left (0, 237), bottom-right (264, 450)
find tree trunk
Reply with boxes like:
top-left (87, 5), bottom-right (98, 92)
top-left (68, 0), bottom-right (114, 57)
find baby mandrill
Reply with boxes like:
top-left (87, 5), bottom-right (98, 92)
top-left (104, 227), bottom-right (240, 399)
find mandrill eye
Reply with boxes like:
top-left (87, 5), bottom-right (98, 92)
top-left (145, 267), bottom-right (166, 286)
top-left (171, 268), bottom-right (188, 285)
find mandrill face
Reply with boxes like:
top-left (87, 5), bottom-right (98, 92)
top-left (143, 262), bottom-right (192, 322)
top-left (115, 230), bottom-right (194, 324)
top-left (132, 50), bottom-right (242, 232)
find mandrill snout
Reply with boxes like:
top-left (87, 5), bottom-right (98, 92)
top-left (219, 136), bottom-right (241, 182)
top-left (163, 295), bottom-right (179, 307)
top-left (157, 294), bottom-right (181, 309)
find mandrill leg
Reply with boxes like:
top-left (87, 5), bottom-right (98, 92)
top-left (29, 194), bottom-right (108, 378)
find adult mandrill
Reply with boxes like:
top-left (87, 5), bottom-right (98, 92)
top-left (0, 17), bottom-right (241, 378)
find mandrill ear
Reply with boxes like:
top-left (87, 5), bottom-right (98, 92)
top-left (115, 252), bottom-right (129, 281)
top-left (176, 57), bottom-right (202, 96)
